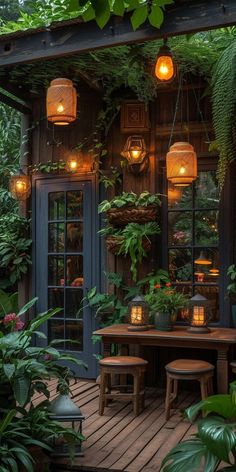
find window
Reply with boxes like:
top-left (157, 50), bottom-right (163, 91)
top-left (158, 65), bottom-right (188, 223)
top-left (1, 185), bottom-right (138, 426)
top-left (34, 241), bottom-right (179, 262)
top-left (167, 166), bottom-right (220, 322)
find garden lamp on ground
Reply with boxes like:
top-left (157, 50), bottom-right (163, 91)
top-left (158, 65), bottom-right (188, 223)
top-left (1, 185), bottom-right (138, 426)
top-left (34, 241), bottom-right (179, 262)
top-left (49, 393), bottom-right (85, 457)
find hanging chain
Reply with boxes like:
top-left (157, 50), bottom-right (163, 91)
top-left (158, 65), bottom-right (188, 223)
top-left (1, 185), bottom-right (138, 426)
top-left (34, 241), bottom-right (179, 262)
top-left (167, 71), bottom-right (183, 150)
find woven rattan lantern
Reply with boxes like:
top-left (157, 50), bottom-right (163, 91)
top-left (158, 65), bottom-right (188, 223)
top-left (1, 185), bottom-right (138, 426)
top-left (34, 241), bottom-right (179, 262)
top-left (166, 142), bottom-right (197, 187)
top-left (9, 169), bottom-right (31, 201)
top-left (128, 296), bottom-right (149, 331)
top-left (155, 43), bottom-right (175, 82)
top-left (47, 78), bottom-right (77, 125)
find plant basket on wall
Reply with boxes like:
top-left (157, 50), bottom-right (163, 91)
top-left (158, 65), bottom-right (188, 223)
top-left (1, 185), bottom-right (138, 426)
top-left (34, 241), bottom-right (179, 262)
top-left (107, 205), bottom-right (157, 226)
top-left (106, 235), bottom-right (151, 255)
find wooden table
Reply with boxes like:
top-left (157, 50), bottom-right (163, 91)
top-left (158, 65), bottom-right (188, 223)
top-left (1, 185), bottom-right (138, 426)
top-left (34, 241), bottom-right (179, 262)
top-left (93, 324), bottom-right (236, 394)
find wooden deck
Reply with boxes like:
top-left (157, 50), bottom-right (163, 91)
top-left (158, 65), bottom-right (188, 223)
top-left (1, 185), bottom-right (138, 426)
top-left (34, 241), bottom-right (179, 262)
top-left (42, 380), bottom-right (198, 472)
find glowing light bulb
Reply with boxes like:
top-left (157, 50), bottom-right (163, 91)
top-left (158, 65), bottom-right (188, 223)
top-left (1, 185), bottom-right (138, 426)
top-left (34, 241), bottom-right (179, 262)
top-left (155, 55), bottom-right (174, 82)
top-left (130, 149), bottom-right (141, 160)
top-left (179, 166), bottom-right (186, 175)
top-left (57, 103), bottom-right (64, 113)
top-left (68, 159), bottom-right (78, 171)
top-left (16, 180), bottom-right (26, 191)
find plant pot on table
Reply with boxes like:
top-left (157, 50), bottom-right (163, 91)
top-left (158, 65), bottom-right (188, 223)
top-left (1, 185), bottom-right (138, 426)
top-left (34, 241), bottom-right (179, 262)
top-left (107, 205), bottom-right (158, 226)
top-left (154, 312), bottom-right (177, 332)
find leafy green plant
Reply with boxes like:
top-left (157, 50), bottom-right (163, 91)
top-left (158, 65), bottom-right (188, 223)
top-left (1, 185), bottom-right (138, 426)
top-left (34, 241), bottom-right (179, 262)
top-left (29, 159), bottom-right (66, 174)
top-left (145, 285), bottom-right (188, 315)
top-left (0, 0), bottom-right (173, 35)
top-left (0, 233), bottom-right (32, 287)
top-left (161, 382), bottom-right (236, 472)
top-left (99, 167), bottom-right (122, 189)
top-left (98, 191), bottom-right (161, 213)
top-left (227, 264), bottom-right (236, 296)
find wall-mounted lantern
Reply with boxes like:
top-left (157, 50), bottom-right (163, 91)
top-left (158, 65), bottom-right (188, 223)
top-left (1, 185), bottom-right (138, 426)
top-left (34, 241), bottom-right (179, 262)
top-left (9, 169), bottom-right (31, 201)
top-left (155, 41), bottom-right (176, 83)
top-left (121, 135), bottom-right (149, 174)
top-left (166, 142), bottom-right (197, 187)
top-left (47, 78), bottom-right (77, 126)
top-left (66, 155), bottom-right (79, 172)
top-left (187, 294), bottom-right (211, 333)
top-left (128, 296), bottom-right (149, 331)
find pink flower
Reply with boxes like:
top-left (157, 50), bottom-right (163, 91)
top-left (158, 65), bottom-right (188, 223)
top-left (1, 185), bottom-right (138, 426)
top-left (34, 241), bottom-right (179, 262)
top-left (3, 313), bottom-right (24, 331)
top-left (44, 354), bottom-right (52, 361)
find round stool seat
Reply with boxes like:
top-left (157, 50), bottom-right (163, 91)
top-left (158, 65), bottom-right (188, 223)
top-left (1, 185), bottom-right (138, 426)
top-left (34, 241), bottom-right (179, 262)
top-left (166, 359), bottom-right (214, 375)
top-left (99, 356), bottom-right (148, 367)
top-left (230, 361), bottom-right (236, 371)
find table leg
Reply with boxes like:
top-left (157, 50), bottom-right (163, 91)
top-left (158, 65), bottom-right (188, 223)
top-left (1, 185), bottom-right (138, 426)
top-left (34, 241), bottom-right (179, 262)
top-left (217, 350), bottom-right (229, 394)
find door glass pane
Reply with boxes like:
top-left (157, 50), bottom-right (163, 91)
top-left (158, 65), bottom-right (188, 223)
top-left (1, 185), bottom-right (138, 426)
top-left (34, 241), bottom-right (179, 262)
top-left (195, 171), bottom-right (220, 209)
top-left (48, 288), bottom-right (64, 318)
top-left (168, 211), bottom-right (192, 246)
top-left (65, 320), bottom-right (83, 351)
top-left (195, 211), bottom-right (219, 245)
top-left (168, 184), bottom-right (192, 209)
top-left (65, 289), bottom-right (83, 318)
top-left (169, 248), bottom-right (192, 283)
top-left (48, 320), bottom-right (64, 348)
top-left (48, 256), bottom-right (64, 286)
top-left (66, 255), bottom-right (83, 286)
top-left (49, 192), bottom-right (65, 220)
top-left (67, 191), bottom-right (83, 219)
top-left (49, 223), bottom-right (65, 252)
top-left (66, 222), bottom-right (83, 252)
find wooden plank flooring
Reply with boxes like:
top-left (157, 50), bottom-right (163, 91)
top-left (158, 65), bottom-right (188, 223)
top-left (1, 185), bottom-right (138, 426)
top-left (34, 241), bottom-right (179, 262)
top-left (35, 380), bottom-right (199, 472)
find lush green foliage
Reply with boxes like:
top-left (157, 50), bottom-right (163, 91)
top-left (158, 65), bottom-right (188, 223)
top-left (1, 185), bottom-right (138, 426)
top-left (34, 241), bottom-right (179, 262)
top-left (145, 285), bottom-right (188, 315)
top-left (0, 0), bottom-right (173, 35)
top-left (98, 191), bottom-right (161, 213)
top-left (161, 382), bottom-right (236, 472)
top-left (227, 264), bottom-right (236, 296)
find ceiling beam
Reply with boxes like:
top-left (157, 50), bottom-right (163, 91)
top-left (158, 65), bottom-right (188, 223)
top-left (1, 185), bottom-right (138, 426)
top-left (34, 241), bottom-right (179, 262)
top-left (0, 0), bottom-right (235, 68)
top-left (0, 87), bottom-right (31, 113)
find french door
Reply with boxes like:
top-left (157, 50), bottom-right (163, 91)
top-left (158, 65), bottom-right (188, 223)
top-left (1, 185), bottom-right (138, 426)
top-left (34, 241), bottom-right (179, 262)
top-left (35, 176), bottom-right (99, 378)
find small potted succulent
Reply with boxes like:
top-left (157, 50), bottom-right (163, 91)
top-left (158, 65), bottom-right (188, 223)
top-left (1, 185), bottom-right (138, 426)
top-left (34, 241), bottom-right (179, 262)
top-left (98, 191), bottom-right (161, 226)
top-left (145, 283), bottom-right (188, 331)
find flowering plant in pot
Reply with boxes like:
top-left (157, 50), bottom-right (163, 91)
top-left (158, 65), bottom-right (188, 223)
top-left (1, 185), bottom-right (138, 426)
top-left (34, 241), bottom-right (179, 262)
top-left (145, 283), bottom-right (188, 331)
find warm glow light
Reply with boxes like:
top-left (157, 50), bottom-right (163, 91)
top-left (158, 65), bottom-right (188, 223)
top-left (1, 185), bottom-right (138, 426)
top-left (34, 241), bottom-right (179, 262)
top-left (192, 306), bottom-right (205, 326)
top-left (194, 251), bottom-right (212, 265)
top-left (67, 157), bottom-right (79, 172)
top-left (16, 180), bottom-right (26, 191)
top-left (155, 55), bottom-right (174, 82)
top-left (166, 142), bottom-right (197, 187)
top-left (57, 103), bottom-right (64, 113)
top-left (69, 159), bottom-right (78, 170)
top-left (131, 149), bottom-right (142, 160)
top-left (9, 171), bottom-right (31, 201)
top-left (131, 306), bottom-right (143, 325)
top-left (194, 272), bottom-right (205, 282)
top-left (121, 136), bottom-right (147, 165)
top-left (179, 166), bottom-right (186, 175)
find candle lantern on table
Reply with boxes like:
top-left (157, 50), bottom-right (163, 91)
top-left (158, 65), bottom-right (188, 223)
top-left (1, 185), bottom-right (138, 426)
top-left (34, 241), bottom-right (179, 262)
top-left (128, 296), bottom-right (149, 331)
top-left (187, 294), bottom-right (211, 333)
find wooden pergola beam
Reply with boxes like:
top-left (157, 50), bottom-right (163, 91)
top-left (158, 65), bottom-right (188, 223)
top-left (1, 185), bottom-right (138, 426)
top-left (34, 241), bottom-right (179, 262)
top-left (0, 0), bottom-right (235, 68)
top-left (0, 87), bottom-right (31, 113)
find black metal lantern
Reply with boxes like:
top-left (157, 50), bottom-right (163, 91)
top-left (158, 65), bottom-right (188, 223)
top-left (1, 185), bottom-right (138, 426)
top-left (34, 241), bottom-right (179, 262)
top-left (187, 294), bottom-right (211, 334)
top-left (49, 394), bottom-right (85, 457)
top-left (128, 295), bottom-right (149, 331)
top-left (121, 136), bottom-right (149, 174)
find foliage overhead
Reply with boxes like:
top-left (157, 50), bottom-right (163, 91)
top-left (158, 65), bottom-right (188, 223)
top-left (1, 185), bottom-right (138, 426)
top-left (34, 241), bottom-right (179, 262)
top-left (0, 0), bottom-right (174, 35)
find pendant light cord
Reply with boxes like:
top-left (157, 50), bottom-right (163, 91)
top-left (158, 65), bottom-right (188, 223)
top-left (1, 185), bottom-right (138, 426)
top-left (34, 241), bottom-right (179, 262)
top-left (190, 76), bottom-right (210, 143)
top-left (168, 71), bottom-right (184, 150)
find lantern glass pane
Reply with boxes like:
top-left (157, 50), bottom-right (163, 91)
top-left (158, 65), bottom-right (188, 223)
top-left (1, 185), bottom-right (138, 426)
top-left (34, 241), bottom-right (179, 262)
top-left (194, 285), bottom-right (219, 322)
top-left (194, 211), bottom-right (219, 246)
top-left (155, 55), bottom-right (174, 81)
top-left (168, 211), bottom-right (192, 246)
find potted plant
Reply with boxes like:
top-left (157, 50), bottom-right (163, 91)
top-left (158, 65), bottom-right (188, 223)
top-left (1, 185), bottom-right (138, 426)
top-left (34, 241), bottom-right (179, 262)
top-left (226, 264), bottom-right (236, 328)
top-left (100, 222), bottom-right (160, 281)
top-left (145, 284), bottom-right (188, 331)
top-left (161, 382), bottom-right (236, 472)
top-left (98, 191), bottom-right (161, 226)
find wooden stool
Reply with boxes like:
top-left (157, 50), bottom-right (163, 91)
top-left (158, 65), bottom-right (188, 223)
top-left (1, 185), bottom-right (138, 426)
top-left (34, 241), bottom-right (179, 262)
top-left (99, 356), bottom-right (148, 416)
top-left (165, 359), bottom-right (214, 420)
top-left (230, 361), bottom-right (236, 374)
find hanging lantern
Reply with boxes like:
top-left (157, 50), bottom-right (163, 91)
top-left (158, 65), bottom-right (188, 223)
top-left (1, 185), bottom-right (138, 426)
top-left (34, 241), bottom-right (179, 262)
top-left (166, 142), bottom-right (197, 187)
top-left (155, 43), bottom-right (176, 82)
top-left (128, 296), bottom-right (149, 331)
top-left (66, 155), bottom-right (79, 172)
top-left (194, 251), bottom-right (212, 266)
top-left (47, 78), bottom-right (77, 126)
top-left (9, 169), bottom-right (31, 201)
top-left (186, 294), bottom-right (211, 333)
